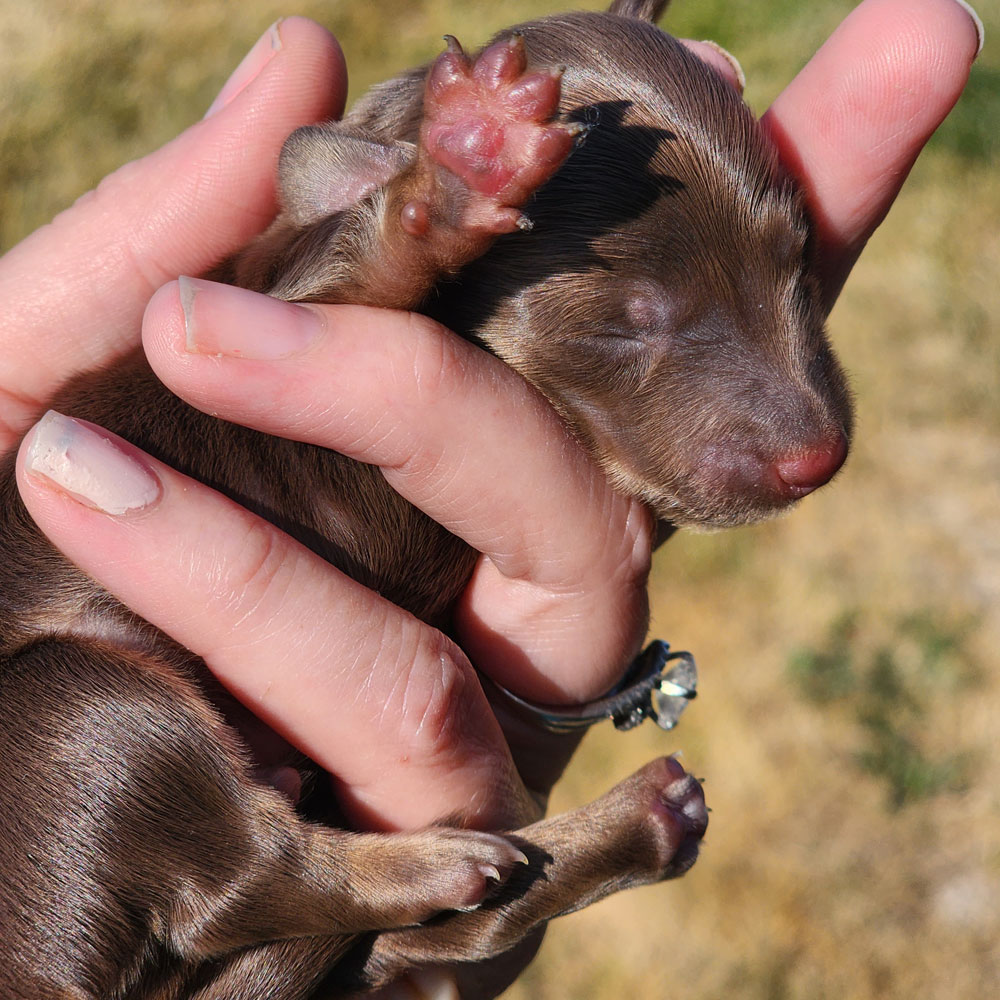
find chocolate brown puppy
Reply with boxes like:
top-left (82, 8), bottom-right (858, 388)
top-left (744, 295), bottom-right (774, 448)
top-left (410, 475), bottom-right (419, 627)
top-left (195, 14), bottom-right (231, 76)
top-left (0, 2), bottom-right (851, 998)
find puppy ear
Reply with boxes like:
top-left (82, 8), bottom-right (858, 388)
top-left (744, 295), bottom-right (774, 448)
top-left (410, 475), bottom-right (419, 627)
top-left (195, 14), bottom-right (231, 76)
top-left (278, 126), bottom-right (416, 225)
top-left (607, 0), bottom-right (670, 23)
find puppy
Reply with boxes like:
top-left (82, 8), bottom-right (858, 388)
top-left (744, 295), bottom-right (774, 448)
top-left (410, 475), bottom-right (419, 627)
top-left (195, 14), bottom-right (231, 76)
top-left (0, 1), bottom-right (852, 997)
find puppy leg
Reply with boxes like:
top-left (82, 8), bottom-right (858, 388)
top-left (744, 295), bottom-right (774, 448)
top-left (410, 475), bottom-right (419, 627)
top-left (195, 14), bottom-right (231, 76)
top-left (0, 638), bottom-right (525, 999)
top-left (350, 756), bottom-right (707, 990)
top-left (234, 34), bottom-right (580, 307)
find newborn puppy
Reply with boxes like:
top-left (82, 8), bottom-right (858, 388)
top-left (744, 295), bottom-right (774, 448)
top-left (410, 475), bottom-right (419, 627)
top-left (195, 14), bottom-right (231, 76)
top-left (0, 1), bottom-right (852, 998)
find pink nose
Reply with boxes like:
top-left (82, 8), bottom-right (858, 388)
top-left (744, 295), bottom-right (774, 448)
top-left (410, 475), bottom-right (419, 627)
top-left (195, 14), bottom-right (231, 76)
top-left (773, 434), bottom-right (848, 498)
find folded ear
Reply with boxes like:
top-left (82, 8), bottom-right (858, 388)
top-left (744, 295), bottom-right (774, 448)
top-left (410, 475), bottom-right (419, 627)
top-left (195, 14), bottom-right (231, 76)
top-left (607, 0), bottom-right (670, 22)
top-left (278, 125), bottom-right (416, 225)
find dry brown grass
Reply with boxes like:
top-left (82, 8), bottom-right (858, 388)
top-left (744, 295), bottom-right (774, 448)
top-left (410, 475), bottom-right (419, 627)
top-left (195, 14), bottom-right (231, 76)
top-left (2, 1), bottom-right (997, 996)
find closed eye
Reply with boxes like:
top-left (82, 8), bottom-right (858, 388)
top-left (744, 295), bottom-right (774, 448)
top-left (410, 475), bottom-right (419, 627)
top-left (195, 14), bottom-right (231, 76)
top-left (568, 331), bottom-right (657, 387)
top-left (582, 327), bottom-right (650, 347)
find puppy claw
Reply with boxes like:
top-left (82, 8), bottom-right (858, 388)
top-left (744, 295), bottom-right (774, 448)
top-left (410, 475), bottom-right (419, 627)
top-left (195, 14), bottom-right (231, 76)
top-left (405, 829), bottom-right (529, 917)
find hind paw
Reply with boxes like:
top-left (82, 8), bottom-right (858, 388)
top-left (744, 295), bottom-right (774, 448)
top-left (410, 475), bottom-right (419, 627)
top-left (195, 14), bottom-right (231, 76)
top-left (385, 828), bottom-right (529, 923)
top-left (416, 34), bottom-right (580, 233)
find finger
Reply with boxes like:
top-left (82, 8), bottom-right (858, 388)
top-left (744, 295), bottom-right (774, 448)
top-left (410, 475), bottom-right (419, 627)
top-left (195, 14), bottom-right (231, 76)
top-left (0, 18), bottom-right (346, 450)
top-left (680, 39), bottom-right (746, 93)
top-left (142, 278), bottom-right (654, 706)
top-left (763, 0), bottom-right (982, 309)
top-left (16, 411), bottom-right (524, 832)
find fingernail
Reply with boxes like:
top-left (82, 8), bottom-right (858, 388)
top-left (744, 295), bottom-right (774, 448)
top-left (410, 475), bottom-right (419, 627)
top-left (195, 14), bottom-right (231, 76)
top-left (952, 0), bottom-right (985, 56)
top-left (24, 411), bottom-right (162, 515)
top-left (180, 276), bottom-right (323, 359)
top-left (698, 39), bottom-right (746, 94)
top-left (204, 20), bottom-right (283, 119)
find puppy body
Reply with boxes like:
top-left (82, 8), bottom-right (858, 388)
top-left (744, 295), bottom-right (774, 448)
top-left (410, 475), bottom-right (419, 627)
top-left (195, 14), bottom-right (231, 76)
top-left (0, 2), bottom-right (852, 997)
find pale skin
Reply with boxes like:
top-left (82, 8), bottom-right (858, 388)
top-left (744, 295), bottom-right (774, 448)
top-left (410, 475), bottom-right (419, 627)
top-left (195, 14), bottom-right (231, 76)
top-left (2, 0), bottom-right (982, 994)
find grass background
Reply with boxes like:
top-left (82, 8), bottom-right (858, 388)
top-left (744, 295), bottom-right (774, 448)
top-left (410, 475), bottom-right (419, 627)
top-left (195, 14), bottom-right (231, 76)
top-left (1, 0), bottom-right (997, 996)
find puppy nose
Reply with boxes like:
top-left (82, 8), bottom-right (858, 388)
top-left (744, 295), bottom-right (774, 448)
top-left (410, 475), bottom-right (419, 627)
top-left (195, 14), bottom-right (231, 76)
top-left (773, 433), bottom-right (848, 497)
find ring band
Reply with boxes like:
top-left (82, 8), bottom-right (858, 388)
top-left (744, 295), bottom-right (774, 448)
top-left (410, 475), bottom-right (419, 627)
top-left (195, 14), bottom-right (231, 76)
top-left (487, 640), bottom-right (698, 734)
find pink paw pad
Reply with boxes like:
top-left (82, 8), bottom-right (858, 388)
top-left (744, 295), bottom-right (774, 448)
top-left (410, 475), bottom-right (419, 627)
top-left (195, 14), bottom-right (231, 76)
top-left (643, 755), bottom-right (709, 877)
top-left (420, 33), bottom-right (580, 231)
